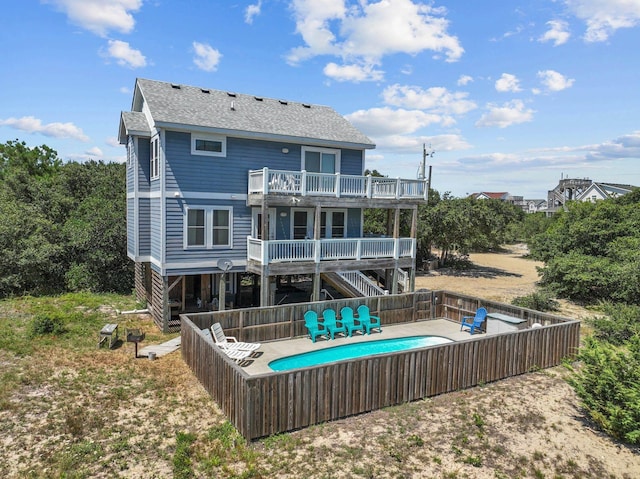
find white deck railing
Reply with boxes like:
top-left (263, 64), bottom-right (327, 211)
top-left (247, 237), bottom-right (416, 264)
top-left (337, 271), bottom-right (388, 297)
top-left (248, 168), bottom-right (428, 200)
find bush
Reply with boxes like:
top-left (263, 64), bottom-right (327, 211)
top-left (511, 291), bottom-right (559, 312)
top-left (29, 313), bottom-right (66, 337)
top-left (569, 336), bottom-right (640, 444)
top-left (586, 302), bottom-right (640, 346)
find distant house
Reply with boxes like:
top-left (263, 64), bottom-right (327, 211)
top-left (470, 192), bottom-right (510, 201)
top-left (118, 78), bottom-right (428, 331)
top-left (577, 182), bottom-right (636, 203)
top-left (524, 199), bottom-right (547, 214)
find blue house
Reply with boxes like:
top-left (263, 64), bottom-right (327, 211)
top-left (119, 78), bottom-right (428, 331)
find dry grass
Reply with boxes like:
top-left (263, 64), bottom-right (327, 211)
top-left (1, 248), bottom-right (639, 478)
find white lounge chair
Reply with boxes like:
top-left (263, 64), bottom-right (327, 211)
top-left (211, 323), bottom-right (261, 352)
top-left (218, 346), bottom-right (252, 361)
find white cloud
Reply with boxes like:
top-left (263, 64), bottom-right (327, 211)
top-left (565, 0), bottom-right (640, 42)
top-left (245, 0), bottom-right (262, 24)
top-left (85, 146), bottom-right (103, 157)
top-left (44, 0), bottom-right (142, 37)
top-left (382, 84), bottom-right (477, 116)
top-left (105, 40), bottom-right (146, 68)
top-left (0, 116), bottom-right (89, 141)
top-left (287, 0), bottom-right (464, 81)
top-left (377, 133), bottom-right (471, 153)
top-left (193, 42), bottom-right (222, 72)
top-left (324, 62), bottom-right (384, 82)
top-left (346, 107), bottom-right (441, 136)
top-left (495, 73), bottom-right (522, 93)
top-left (119, 86), bottom-right (131, 94)
top-left (539, 20), bottom-right (570, 46)
top-left (475, 100), bottom-right (534, 128)
top-left (457, 74), bottom-right (473, 86)
top-left (537, 70), bottom-right (575, 91)
top-left (106, 137), bottom-right (121, 147)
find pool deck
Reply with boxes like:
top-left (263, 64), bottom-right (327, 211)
top-left (242, 318), bottom-right (485, 376)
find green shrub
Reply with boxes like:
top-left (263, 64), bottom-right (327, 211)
top-left (29, 312), bottom-right (66, 337)
top-left (569, 336), bottom-right (640, 444)
top-left (511, 291), bottom-right (559, 312)
top-left (587, 302), bottom-right (640, 346)
top-left (173, 432), bottom-right (197, 479)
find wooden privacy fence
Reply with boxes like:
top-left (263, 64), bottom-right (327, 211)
top-left (181, 291), bottom-right (580, 441)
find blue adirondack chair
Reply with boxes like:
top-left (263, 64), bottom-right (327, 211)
top-left (322, 308), bottom-right (347, 339)
top-left (304, 311), bottom-right (328, 342)
top-left (340, 306), bottom-right (364, 337)
top-left (460, 307), bottom-right (488, 334)
top-left (356, 305), bottom-right (382, 334)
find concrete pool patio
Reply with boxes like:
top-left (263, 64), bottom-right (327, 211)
top-left (181, 291), bottom-right (580, 440)
top-left (242, 318), bottom-right (487, 375)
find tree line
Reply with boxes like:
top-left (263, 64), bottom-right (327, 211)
top-left (0, 140), bottom-right (131, 297)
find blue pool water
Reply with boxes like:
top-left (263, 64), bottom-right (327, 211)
top-left (269, 335), bottom-right (453, 372)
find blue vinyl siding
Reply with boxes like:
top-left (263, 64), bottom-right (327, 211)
top-left (162, 131), bottom-right (365, 193)
top-left (127, 198), bottom-right (135, 255)
top-left (137, 138), bottom-right (151, 193)
top-left (347, 208), bottom-right (361, 237)
top-left (341, 149), bottom-right (364, 175)
top-left (150, 197), bottom-right (162, 260)
top-left (126, 137), bottom-right (135, 194)
top-left (138, 198), bottom-right (151, 256)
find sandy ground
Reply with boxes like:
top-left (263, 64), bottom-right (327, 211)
top-left (416, 244), bottom-right (591, 320)
top-left (2, 246), bottom-right (638, 478)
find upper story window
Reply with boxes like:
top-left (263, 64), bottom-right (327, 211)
top-left (191, 133), bottom-right (226, 157)
top-left (302, 146), bottom-right (340, 174)
top-left (150, 136), bottom-right (160, 179)
top-left (184, 206), bottom-right (233, 249)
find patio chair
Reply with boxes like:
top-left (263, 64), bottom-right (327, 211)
top-left (356, 305), bottom-right (382, 334)
top-left (340, 306), bottom-right (364, 337)
top-left (211, 323), bottom-right (261, 351)
top-left (304, 311), bottom-right (328, 342)
top-left (460, 307), bottom-right (487, 335)
top-left (322, 308), bottom-right (347, 339)
top-left (217, 346), bottom-right (253, 362)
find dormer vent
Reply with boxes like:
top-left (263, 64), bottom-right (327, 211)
top-left (171, 83), bottom-right (181, 89)
top-left (279, 100), bottom-right (288, 105)
top-left (227, 92), bottom-right (237, 97)
top-left (254, 97), bottom-right (263, 101)
top-left (201, 88), bottom-right (210, 94)
top-left (302, 103), bottom-right (311, 109)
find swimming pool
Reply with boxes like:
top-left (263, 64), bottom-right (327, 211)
top-left (269, 335), bottom-right (453, 371)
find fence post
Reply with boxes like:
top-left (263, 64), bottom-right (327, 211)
top-left (262, 167), bottom-right (269, 194)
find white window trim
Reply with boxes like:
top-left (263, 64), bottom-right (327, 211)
top-left (191, 133), bottom-right (227, 157)
top-left (301, 146), bottom-right (341, 173)
top-left (150, 135), bottom-right (160, 179)
top-left (183, 206), bottom-right (233, 249)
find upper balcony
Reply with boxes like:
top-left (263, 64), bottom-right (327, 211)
top-left (247, 168), bottom-right (428, 207)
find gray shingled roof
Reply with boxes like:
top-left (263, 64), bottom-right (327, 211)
top-left (118, 111), bottom-right (151, 143)
top-left (133, 78), bottom-right (374, 148)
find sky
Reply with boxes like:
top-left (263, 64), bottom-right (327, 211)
top-left (1, 0), bottom-right (640, 199)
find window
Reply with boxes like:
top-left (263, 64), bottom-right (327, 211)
top-left (191, 133), bottom-right (226, 157)
top-left (212, 209), bottom-right (230, 246)
top-left (187, 209), bottom-right (205, 246)
top-left (302, 146), bottom-right (340, 173)
top-left (184, 206), bottom-right (233, 249)
top-left (150, 136), bottom-right (159, 179)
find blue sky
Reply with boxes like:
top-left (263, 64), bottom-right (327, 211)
top-left (1, 0), bottom-right (639, 198)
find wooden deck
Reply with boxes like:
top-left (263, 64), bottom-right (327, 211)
top-left (181, 291), bottom-right (580, 441)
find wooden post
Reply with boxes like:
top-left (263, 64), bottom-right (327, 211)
top-left (260, 267), bottom-right (270, 306)
top-left (312, 268), bottom-right (321, 302)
